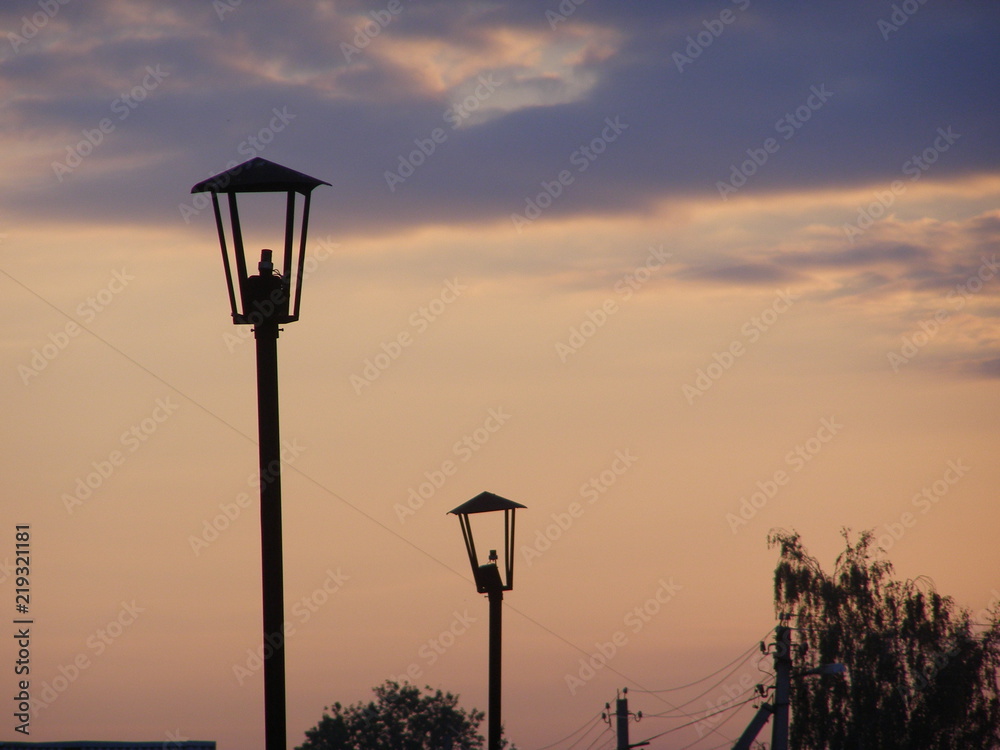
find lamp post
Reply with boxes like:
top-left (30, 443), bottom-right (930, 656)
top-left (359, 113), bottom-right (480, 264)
top-left (449, 491), bottom-right (526, 750)
top-left (191, 157), bottom-right (329, 750)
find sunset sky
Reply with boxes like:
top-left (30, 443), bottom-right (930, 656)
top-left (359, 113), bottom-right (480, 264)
top-left (2, 2), bottom-right (1000, 749)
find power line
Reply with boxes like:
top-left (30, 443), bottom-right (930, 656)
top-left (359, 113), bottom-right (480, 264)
top-left (674, 697), bottom-right (757, 750)
top-left (580, 724), bottom-right (614, 750)
top-left (631, 630), bottom-right (773, 694)
top-left (609, 632), bottom-right (773, 748)
top-left (631, 696), bottom-right (757, 747)
top-left (641, 646), bottom-right (759, 716)
top-left (533, 713), bottom-right (604, 750)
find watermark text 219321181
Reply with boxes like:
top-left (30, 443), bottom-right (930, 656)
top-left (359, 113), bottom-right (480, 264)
top-left (13, 524), bottom-right (32, 736)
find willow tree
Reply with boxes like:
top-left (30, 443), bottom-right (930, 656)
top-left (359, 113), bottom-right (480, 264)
top-left (768, 529), bottom-right (1000, 749)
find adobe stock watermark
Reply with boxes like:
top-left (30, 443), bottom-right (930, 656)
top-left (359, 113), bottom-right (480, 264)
top-left (212, 0), bottom-right (243, 20)
top-left (564, 577), bottom-right (682, 695)
top-left (716, 84), bottom-right (833, 200)
top-left (26, 600), bottom-right (144, 720)
top-left (521, 449), bottom-right (638, 566)
top-left (341, 0), bottom-right (409, 64)
top-left (974, 589), bottom-right (1000, 627)
top-left (163, 730), bottom-right (197, 749)
top-left (682, 288), bottom-right (799, 404)
top-left (546, 0), bottom-right (587, 29)
top-left (556, 244), bottom-right (671, 363)
top-left (389, 609), bottom-right (478, 685)
top-left (394, 407), bottom-right (512, 523)
top-left (843, 126), bottom-right (961, 243)
top-left (51, 65), bottom-right (170, 182)
top-left (18, 267), bottom-right (135, 385)
top-left (188, 438), bottom-right (307, 555)
top-left (232, 567), bottom-right (349, 685)
top-left (510, 115), bottom-right (629, 232)
top-left (878, 0), bottom-right (930, 41)
top-left (61, 397), bottom-right (181, 514)
top-left (7, 0), bottom-right (72, 54)
top-left (672, 0), bottom-right (751, 72)
top-left (384, 73), bottom-right (504, 192)
top-left (222, 235), bottom-right (341, 353)
top-left (178, 106), bottom-right (297, 224)
top-left (725, 416), bottom-right (843, 533)
top-left (877, 459), bottom-right (970, 553)
top-left (887, 253), bottom-right (998, 373)
top-left (350, 278), bottom-right (467, 394)
top-left (694, 670), bottom-right (758, 738)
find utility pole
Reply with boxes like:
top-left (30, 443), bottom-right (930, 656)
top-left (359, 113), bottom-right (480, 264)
top-left (771, 625), bottom-right (792, 750)
top-left (604, 689), bottom-right (646, 750)
top-left (616, 690), bottom-right (629, 750)
top-left (732, 625), bottom-right (793, 750)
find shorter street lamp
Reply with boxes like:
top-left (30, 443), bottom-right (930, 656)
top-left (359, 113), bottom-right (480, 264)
top-left (449, 492), bottom-right (526, 750)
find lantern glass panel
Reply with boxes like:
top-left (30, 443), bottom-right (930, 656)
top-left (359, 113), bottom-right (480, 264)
top-left (467, 512), bottom-right (507, 569)
top-left (214, 191), bottom-right (311, 325)
top-left (191, 158), bottom-right (329, 325)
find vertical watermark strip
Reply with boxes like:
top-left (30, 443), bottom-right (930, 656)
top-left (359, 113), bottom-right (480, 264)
top-left (13, 524), bottom-right (32, 735)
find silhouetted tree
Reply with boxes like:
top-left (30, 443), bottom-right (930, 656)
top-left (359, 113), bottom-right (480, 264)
top-left (297, 680), bottom-right (513, 750)
top-left (769, 529), bottom-right (1000, 749)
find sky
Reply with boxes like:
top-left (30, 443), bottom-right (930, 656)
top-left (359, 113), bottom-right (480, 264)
top-left (2, 1), bottom-right (1000, 748)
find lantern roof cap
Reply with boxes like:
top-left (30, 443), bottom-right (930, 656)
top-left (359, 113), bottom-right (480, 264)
top-left (448, 491), bottom-right (526, 515)
top-left (191, 157), bottom-right (330, 195)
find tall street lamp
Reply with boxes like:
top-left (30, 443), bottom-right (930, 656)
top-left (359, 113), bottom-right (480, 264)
top-left (449, 491), bottom-right (527, 750)
top-left (191, 157), bottom-right (329, 750)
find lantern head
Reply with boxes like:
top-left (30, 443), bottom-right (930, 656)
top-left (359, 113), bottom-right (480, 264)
top-left (191, 158), bottom-right (330, 326)
top-left (449, 492), bottom-right (526, 594)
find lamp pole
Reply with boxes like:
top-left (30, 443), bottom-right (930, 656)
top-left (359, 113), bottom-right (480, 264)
top-left (485, 558), bottom-right (503, 750)
top-left (448, 492), bottom-right (527, 750)
top-left (191, 159), bottom-right (329, 750)
top-left (255, 268), bottom-right (286, 750)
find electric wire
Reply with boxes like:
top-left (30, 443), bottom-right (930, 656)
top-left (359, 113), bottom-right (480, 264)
top-left (631, 629), bottom-right (773, 694)
top-left (673, 690), bottom-right (757, 750)
top-left (533, 713), bottom-right (603, 750)
top-left (541, 656), bottom-right (760, 750)
top-left (581, 724), bottom-right (613, 750)
top-left (631, 695), bottom-right (757, 746)
top-left (641, 643), bottom-right (761, 716)
top-left (615, 630), bottom-right (777, 747)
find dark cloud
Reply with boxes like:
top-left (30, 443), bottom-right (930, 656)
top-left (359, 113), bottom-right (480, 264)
top-left (2, 0), bottom-right (999, 235)
top-left (676, 261), bottom-right (801, 286)
top-left (961, 356), bottom-right (1000, 379)
top-left (781, 242), bottom-right (931, 269)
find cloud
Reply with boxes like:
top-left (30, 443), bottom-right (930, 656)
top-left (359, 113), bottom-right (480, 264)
top-left (780, 242), bottom-right (931, 270)
top-left (657, 205), bottom-right (1000, 375)
top-left (1, 0), bottom-right (998, 238)
top-left (676, 261), bottom-right (802, 286)
top-left (962, 356), bottom-right (1000, 379)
